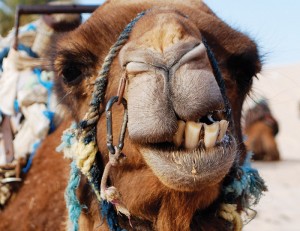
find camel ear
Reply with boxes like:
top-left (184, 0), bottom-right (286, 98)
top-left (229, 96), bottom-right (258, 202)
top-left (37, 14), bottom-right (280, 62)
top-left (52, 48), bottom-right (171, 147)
top-left (226, 48), bottom-right (261, 92)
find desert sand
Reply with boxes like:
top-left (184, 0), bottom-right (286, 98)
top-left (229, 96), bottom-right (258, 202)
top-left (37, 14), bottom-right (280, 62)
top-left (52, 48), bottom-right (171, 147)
top-left (243, 63), bottom-right (300, 231)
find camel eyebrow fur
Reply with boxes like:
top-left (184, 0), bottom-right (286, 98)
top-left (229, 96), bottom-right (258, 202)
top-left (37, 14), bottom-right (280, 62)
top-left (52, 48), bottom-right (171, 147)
top-left (55, 44), bottom-right (98, 79)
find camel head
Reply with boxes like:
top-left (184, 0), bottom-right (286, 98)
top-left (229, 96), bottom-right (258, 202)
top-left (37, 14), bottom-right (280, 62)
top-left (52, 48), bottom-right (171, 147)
top-left (244, 100), bottom-right (280, 161)
top-left (118, 10), bottom-right (235, 191)
top-left (54, 1), bottom-right (263, 230)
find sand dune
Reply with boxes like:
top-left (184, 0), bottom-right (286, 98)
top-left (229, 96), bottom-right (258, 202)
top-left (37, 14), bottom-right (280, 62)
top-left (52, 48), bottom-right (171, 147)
top-left (243, 63), bottom-right (300, 231)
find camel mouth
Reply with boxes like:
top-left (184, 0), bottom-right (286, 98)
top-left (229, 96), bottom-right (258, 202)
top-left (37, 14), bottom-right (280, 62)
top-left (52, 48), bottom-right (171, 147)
top-left (173, 110), bottom-right (229, 150)
top-left (139, 111), bottom-right (237, 192)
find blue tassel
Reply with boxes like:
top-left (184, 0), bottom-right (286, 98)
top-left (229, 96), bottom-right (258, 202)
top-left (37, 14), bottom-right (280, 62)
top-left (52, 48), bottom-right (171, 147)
top-left (101, 200), bottom-right (126, 231)
top-left (65, 161), bottom-right (84, 231)
top-left (56, 123), bottom-right (77, 152)
top-left (90, 163), bottom-right (127, 231)
top-left (223, 153), bottom-right (267, 207)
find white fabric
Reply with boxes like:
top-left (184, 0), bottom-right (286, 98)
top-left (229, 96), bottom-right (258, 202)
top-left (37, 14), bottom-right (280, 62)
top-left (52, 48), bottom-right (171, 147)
top-left (0, 20), bottom-right (61, 164)
top-left (22, 103), bottom-right (50, 139)
top-left (10, 113), bottom-right (23, 134)
top-left (13, 103), bottom-right (50, 159)
top-left (13, 120), bottom-right (37, 160)
top-left (0, 21), bottom-right (38, 50)
top-left (3, 48), bottom-right (44, 71)
top-left (18, 84), bottom-right (48, 107)
top-left (0, 49), bottom-right (46, 115)
top-left (0, 56), bottom-right (19, 115)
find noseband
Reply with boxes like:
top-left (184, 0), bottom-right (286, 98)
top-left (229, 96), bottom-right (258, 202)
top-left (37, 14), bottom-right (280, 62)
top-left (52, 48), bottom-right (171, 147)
top-left (58, 10), bottom-right (266, 231)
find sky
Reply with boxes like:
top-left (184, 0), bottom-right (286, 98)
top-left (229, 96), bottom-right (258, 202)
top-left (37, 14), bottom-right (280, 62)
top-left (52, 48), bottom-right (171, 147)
top-left (77, 0), bottom-right (300, 67)
top-left (1, 0), bottom-right (299, 66)
top-left (0, 2), bottom-right (12, 14)
top-left (204, 0), bottom-right (300, 66)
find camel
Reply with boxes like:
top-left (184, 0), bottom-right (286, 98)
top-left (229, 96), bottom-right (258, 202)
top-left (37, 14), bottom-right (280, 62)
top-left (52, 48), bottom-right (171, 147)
top-left (0, 1), bottom-right (267, 230)
top-left (244, 100), bottom-right (280, 161)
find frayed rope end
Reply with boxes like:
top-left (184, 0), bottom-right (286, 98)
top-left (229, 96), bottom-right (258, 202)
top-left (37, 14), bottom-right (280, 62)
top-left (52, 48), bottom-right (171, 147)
top-left (65, 161), bottom-right (86, 231)
top-left (223, 152), bottom-right (267, 208)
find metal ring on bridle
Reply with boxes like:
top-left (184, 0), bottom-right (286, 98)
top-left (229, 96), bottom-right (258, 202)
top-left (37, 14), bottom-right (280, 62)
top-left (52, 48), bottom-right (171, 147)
top-left (105, 96), bottom-right (128, 154)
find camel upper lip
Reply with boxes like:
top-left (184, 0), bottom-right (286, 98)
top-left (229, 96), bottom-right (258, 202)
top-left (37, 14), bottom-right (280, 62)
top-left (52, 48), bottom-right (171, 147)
top-left (141, 110), bottom-right (230, 151)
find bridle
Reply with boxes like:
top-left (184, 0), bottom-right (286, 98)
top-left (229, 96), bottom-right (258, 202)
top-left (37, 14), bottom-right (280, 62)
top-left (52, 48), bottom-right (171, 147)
top-left (59, 10), bottom-right (266, 231)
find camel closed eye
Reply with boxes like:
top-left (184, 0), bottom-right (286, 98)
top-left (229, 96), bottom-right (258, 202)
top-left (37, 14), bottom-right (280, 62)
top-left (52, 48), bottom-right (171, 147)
top-left (126, 62), bottom-right (156, 77)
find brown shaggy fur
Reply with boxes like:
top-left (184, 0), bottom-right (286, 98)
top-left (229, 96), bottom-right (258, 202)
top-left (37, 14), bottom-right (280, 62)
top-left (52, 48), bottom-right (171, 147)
top-left (0, 1), bottom-right (262, 230)
top-left (244, 101), bottom-right (280, 161)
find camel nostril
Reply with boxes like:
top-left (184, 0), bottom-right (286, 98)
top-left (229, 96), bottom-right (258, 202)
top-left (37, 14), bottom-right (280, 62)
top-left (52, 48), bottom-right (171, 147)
top-left (199, 115), bottom-right (214, 125)
top-left (198, 110), bottom-right (226, 125)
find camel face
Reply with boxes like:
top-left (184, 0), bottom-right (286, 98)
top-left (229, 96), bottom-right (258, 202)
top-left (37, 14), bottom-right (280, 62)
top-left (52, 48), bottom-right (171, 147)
top-left (118, 11), bottom-right (236, 191)
top-left (54, 9), bottom-right (246, 193)
top-left (54, 3), bottom-right (262, 227)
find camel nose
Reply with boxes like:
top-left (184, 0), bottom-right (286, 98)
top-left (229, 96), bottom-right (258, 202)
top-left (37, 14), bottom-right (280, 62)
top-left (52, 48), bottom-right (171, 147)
top-left (125, 43), bottom-right (226, 144)
top-left (169, 43), bottom-right (224, 122)
top-left (122, 15), bottom-right (228, 144)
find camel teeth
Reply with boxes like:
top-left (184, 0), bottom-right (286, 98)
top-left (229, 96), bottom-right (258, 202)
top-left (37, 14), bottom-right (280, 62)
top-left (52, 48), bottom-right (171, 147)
top-left (172, 119), bottom-right (228, 150)
top-left (173, 120), bottom-right (186, 147)
top-left (204, 122), bottom-right (219, 149)
top-left (184, 121), bottom-right (202, 150)
top-left (217, 120), bottom-right (229, 141)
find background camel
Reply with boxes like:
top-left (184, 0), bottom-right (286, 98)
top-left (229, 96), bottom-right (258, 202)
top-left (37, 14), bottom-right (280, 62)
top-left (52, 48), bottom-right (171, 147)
top-left (0, 0), bottom-right (266, 230)
top-left (243, 100), bottom-right (280, 161)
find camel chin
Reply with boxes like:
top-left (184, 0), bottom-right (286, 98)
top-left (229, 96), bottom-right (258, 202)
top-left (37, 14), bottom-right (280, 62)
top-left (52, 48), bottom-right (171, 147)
top-left (140, 129), bottom-right (236, 192)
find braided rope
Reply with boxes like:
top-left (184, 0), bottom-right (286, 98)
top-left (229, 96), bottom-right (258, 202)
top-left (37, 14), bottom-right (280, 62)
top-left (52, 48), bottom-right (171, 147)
top-left (219, 203), bottom-right (243, 231)
top-left (61, 11), bottom-right (147, 231)
top-left (80, 6), bottom-right (146, 214)
top-left (79, 11), bottom-right (147, 142)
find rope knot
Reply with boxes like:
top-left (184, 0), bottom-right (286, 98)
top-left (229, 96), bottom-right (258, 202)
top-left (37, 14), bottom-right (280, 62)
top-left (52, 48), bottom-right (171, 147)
top-left (109, 146), bottom-right (126, 167)
top-left (102, 186), bottom-right (131, 220)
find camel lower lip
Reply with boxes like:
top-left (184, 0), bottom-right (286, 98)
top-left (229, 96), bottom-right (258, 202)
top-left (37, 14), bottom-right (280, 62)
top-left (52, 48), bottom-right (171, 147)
top-left (141, 135), bottom-right (236, 191)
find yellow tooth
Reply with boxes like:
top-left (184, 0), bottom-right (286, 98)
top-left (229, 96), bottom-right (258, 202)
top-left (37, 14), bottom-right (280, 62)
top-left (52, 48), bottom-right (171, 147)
top-left (217, 120), bottom-right (229, 141)
top-left (173, 120), bottom-right (186, 147)
top-left (204, 122), bottom-right (219, 149)
top-left (184, 121), bottom-right (202, 149)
